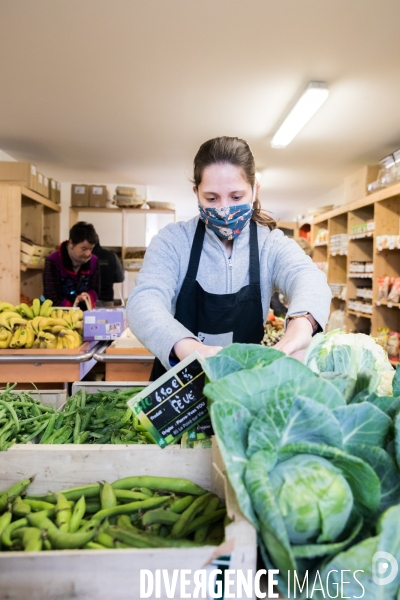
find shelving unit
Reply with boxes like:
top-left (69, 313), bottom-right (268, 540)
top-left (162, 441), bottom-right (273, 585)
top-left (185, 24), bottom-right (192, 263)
top-left (312, 182), bottom-right (400, 339)
top-left (0, 184), bottom-right (61, 304)
top-left (70, 205), bottom-right (176, 300)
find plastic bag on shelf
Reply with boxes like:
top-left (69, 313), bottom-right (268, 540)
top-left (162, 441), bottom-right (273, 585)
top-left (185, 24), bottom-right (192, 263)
top-left (326, 308), bottom-right (346, 332)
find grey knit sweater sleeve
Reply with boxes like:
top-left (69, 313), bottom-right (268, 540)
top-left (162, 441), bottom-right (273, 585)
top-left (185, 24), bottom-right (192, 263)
top-left (127, 223), bottom-right (197, 370)
top-left (268, 231), bottom-right (331, 329)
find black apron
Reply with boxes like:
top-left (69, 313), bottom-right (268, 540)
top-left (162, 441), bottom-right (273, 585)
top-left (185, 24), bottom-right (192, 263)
top-left (150, 219), bottom-right (264, 381)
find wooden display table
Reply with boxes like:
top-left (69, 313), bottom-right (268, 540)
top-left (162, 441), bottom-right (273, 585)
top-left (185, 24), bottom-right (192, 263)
top-left (0, 341), bottom-right (102, 384)
top-left (102, 346), bottom-right (154, 381)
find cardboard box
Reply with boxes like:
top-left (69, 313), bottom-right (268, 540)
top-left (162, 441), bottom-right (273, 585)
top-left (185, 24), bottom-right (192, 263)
top-left (56, 181), bottom-right (61, 203)
top-left (49, 179), bottom-right (57, 203)
top-left (0, 161), bottom-right (37, 191)
top-left (20, 253), bottom-right (46, 267)
top-left (37, 172), bottom-right (44, 196)
top-left (43, 176), bottom-right (49, 199)
top-left (344, 165), bottom-right (380, 203)
top-left (71, 184), bottom-right (89, 207)
top-left (89, 184), bottom-right (108, 207)
top-left (0, 442), bottom-right (256, 600)
top-left (83, 308), bottom-right (127, 340)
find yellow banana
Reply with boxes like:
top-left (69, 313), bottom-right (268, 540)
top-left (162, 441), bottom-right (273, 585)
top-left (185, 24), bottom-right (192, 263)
top-left (32, 298), bottom-right (41, 317)
top-left (0, 332), bottom-right (12, 348)
top-left (9, 328), bottom-right (21, 348)
top-left (38, 332), bottom-right (56, 342)
top-left (0, 311), bottom-right (21, 331)
top-left (71, 310), bottom-right (83, 324)
top-left (63, 311), bottom-right (74, 326)
top-left (0, 302), bottom-right (15, 313)
top-left (24, 326), bottom-right (34, 349)
top-left (74, 320), bottom-right (83, 331)
top-left (51, 325), bottom-right (65, 334)
top-left (56, 309), bottom-right (64, 319)
top-left (17, 327), bottom-right (29, 348)
top-left (0, 327), bottom-right (9, 341)
top-left (9, 316), bottom-right (28, 330)
top-left (39, 299), bottom-right (53, 317)
top-left (50, 310), bottom-right (57, 319)
top-left (19, 303), bottom-right (34, 320)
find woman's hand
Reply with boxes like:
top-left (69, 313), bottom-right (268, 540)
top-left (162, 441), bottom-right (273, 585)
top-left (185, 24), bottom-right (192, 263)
top-left (274, 317), bottom-right (313, 362)
top-left (173, 338), bottom-right (222, 362)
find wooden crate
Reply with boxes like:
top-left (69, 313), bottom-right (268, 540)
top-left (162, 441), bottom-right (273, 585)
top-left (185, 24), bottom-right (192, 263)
top-left (105, 346), bottom-right (154, 381)
top-left (0, 443), bottom-right (256, 600)
top-left (0, 342), bottom-right (96, 383)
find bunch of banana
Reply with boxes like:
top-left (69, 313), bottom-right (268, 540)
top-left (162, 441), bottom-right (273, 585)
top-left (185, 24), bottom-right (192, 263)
top-left (56, 329), bottom-right (82, 349)
top-left (0, 302), bottom-right (15, 313)
top-left (0, 327), bottom-right (12, 349)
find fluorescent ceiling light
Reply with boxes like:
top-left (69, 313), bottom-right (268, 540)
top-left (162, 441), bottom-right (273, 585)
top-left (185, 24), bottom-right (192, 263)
top-left (271, 81), bottom-right (329, 149)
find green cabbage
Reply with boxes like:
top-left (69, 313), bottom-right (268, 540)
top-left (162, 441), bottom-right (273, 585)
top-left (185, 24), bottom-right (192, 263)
top-left (304, 330), bottom-right (395, 396)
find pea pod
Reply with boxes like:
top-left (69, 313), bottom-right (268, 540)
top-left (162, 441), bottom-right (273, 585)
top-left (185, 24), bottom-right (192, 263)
top-left (20, 527), bottom-right (43, 552)
top-left (1, 518), bottom-right (28, 546)
top-left (92, 495), bottom-right (171, 522)
top-left (48, 529), bottom-right (96, 549)
top-left (0, 511), bottom-right (12, 547)
top-left (95, 531), bottom-right (115, 549)
top-left (38, 483), bottom-right (100, 504)
top-left (27, 513), bottom-right (59, 535)
top-left (142, 509), bottom-right (179, 527)
top-left (169, 495), bottom-right (194, 514)
top-left (23, 499), bottom-right (56, 513)
top-left (111, 476), bottom-right (207, 496)
top-left (116, 515), bottom-right (139, 532)
top-left (55, 493), bottom-right (72, 532)
top-left (187, 508), bottom-right (227, 536)
top-left (100, 483), bottom-right (117, 511)
top-left (106, 526), bottom-right (204, 548)
top-left (171, 493), bottom-right (213, 539)
top-left (114, 490), bottom-right (150, 503)
top-left (69, 495), bottom-right (86, 533)
top-left (12, 496), bottom-right (31, 518)
top-left (194, 496), bottom-right (220, 543)
top-left (0, 477), bottom-right (34, 512)
top-left (85, 541), bottom-right (108, 550)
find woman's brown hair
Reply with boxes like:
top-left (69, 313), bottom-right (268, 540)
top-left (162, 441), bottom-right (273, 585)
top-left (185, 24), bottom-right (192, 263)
top-left (192, 136), bottom-right (276, 230)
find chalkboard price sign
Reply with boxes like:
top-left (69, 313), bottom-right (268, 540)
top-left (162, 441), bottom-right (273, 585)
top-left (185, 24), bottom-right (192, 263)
top-left (127, 351), bottom-right (208, 448)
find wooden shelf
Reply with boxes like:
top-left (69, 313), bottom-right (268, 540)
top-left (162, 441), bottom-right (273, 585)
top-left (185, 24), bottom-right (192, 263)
top-left (347, 310), bottom-right (372, 319)
top-left (313, 181), bottom-right (400, 224)
top-left (330, 252), bottom-right (347, 257)
top-left (314, 241), bottom-right (328, 247)
top-left (376, 301), bottom-right (400, 308)
top-left (20, 263), bottom-right (44, 272)
top-left (349, 232), bottom-right (374, 240)
top-left (348, 273), bottom-right (373, 278)
top-left (21, 187), bottom-right (61, 212)
top-left (70, 207), bottom-right (175, 214)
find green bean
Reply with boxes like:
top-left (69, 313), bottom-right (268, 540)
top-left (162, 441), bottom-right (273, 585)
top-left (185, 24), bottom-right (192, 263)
top-left (0, 511), bottom-right (12, 544)
top-left (0, 400), bottom-right (20, 431)
top-left (85, 501), bottom-right (101, 514)
top-left (43, 425), bottom-right (67, 444)
top-left (73, 413), bottom-right (81, 444)
top-left (85, 541), bottom-right (108, 550)
top-left (116, 515), bottom-right (139, 532)
top-left (53, 427), bottom-right (73, 444)
top-left (39, 415), bottom-right (56, 444)
top-left (171, 493), bottom-right (213, 539)
top-left (27, 513), bottom-right (59, 534)
top-left (92, 496), bottom-right (170, 521)
top-left (111, 476), bottom-right (207, 496)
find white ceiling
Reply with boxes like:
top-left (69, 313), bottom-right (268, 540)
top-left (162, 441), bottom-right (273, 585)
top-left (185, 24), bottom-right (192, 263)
top-left (1, 0), bottom-right (400, 221)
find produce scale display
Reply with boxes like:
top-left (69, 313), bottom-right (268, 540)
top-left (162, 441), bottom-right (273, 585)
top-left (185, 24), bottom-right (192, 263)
top-left (0, 328), bottom-right (400, 599)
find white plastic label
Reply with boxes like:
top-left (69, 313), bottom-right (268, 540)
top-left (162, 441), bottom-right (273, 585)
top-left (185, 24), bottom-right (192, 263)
top-left (85, 316), bottom-right (96, 324)
top-left (92, 186), bottom-right (103, 195)
top-left (74, 186), bottom-right (85, 194)
top-left (51, 180), bottom-right (56, 189)
top-left (57, 182), bottom-right (61, 190)
top-left (38, 174), bottom-right (43, 183)
top-left (31, 165), bottom-right (37, 175)
top-left (44, 177), bottom-right (48, 186)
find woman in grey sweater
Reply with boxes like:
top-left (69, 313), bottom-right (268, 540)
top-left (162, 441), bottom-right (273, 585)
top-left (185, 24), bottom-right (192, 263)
top-left (127, 136), bottom-right (331, 379)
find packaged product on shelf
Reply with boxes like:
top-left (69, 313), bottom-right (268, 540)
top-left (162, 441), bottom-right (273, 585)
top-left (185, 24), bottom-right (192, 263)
top-left (378, 276), bottom-right (391, 301)
top-left (386, 331), bottom-right (400, 362)
top-left (387, 277), bottom-right (400, 303)
top-left (329, 233), bottom-right (348, 254)
top-left (376, 234), bottom-right (400, 251)
top-left (314, 228), bottom-right (329, 245)
top-left (376, 327), bottom-right (390, 348)
top-left (365, 262), bottom-right (374, 273)
top-left (367, 219), bottom-right (375, 232)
